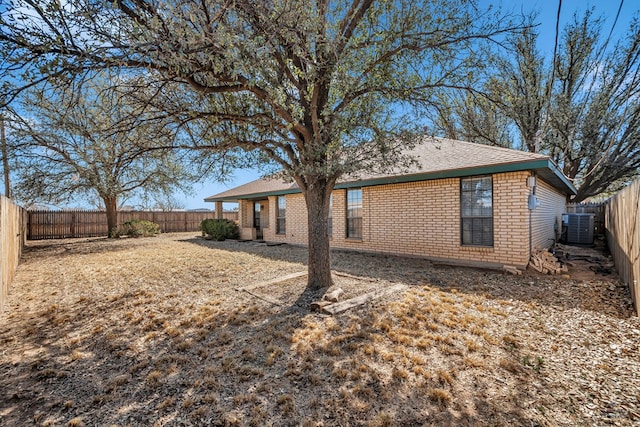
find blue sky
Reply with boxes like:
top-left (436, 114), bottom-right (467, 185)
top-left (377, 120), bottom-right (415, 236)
top-left (182, 0), bottom-right (637, 210)
top-left (516, 0), bottom-right (636, 56)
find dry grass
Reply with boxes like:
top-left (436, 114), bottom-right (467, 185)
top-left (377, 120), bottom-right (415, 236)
top-left (0, 233), bottom-right (638, 426)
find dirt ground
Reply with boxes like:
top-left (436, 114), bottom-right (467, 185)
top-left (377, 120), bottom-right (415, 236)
top-left (0, 233), bottom-right (638, 426)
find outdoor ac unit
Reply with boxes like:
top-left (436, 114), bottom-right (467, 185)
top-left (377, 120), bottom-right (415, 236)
top-left (565, 213), bottom-right (595, 245)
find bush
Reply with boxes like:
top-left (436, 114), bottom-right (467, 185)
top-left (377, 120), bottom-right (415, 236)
top-left (201, 218), bottom-right (239, 241)
top-left (120, 219), bottom-right (160, 238)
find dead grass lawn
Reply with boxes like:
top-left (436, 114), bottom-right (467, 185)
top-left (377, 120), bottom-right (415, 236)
top-left (0, 233), bottom-right (638, 426)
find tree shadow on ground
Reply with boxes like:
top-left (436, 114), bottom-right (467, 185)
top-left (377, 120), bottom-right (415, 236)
top-left (0, 283), bottom-right (542, 426)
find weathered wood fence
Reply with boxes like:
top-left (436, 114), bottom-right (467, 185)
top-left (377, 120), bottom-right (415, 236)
top-left (567, 202), bottom-right (606, 235)
top-left (605, 180), bottom-right (640, 316)
top-left (1, 196), bottom-right (27, 312)
top-left (27, 210), bottom-right (239, 240)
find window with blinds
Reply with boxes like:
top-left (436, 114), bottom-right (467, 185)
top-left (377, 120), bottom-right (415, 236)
top-left (276, 196), bottom-right (286, 234)
top-left (346, 189), bottom-right (362, 239)
top-left (461, 176), bottom-right (493, 246)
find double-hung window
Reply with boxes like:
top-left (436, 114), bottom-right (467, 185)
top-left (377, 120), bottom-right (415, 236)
top-left (346, 189), bottom-right (362, 239)
top-left (461, 176), bottom-right (493, 246)
top-left (276, 196), bottom-right (286, 235)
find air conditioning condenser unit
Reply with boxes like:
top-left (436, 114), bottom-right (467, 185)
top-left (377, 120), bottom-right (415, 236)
top-left (565, 213), bottom-right (595, 245)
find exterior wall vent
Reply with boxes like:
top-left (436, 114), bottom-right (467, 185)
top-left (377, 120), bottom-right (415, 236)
top-left (565, 213), bottom-right (595, 245)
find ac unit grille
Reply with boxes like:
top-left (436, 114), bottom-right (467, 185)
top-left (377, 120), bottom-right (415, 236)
top-left (566, 213), bottom-right (594, 245)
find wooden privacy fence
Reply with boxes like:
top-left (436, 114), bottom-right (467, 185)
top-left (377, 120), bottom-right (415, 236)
top-left (605, 180), bottom-right (640, 316)
top-left (27, 210), bottom-right (239, 240)
top-left (1, 196), bottom-right (27, 312)
top-left (567, 202), bottom-right (605, 235)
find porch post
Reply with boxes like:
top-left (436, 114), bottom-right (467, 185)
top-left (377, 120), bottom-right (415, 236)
top-left (215, 201), bottom-right (223, 219)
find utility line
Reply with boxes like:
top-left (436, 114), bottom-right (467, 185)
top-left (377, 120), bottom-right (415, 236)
top-left (605, 0), bottom-right (624, 49)
top-left (536, 0), bottom-right (562, 153)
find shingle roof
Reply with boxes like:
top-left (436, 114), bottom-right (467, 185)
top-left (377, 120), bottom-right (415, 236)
top-left (206, 176), bottom-right (299, 201)
top-left (205, 136), bottom-right (575, 201)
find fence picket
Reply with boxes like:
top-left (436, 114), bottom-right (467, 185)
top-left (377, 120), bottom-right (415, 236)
top-left (605, 180), bottom-right (640, 316)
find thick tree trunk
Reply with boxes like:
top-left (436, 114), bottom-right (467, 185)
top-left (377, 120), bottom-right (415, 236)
top-left (304, 181), bottom-right (334, 291)
top-left (104, 196), bottom-right (119, 238)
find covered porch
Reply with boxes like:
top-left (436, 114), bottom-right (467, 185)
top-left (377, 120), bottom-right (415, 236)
top-left (208, 198), bottom-right (269, 241)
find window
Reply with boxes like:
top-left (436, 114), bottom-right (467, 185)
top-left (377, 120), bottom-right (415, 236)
top-left (327, 194), bottom-right (333, 237)
top-left (461, 176), bottom-right (493, 246)
top-left (276, 196), bottom-right (286, 235)
top-left (346, 189), bottom-right (362, 239)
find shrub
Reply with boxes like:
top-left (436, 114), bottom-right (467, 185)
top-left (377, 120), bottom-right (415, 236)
top-left (201, 218), bottom-right (239, 241)
top-left (120, 219), bottom-right (160, 237)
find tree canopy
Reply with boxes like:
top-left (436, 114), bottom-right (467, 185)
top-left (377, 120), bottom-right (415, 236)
top-left (9, 74), bottom-right (203, 235)
top-left (431, 9), bottom-right (640, 202)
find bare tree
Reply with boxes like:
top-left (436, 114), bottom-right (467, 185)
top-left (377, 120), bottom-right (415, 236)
top-left (431, 9), bottom-right (640, 201)
top-left (431, 91), bottom-right (514, 148)
top-left (0, 0), bottom-right (522, 290)
top-left (11, 76), bottom-right (200, 236)
top-left (153, 195), bottom-right (186, 212)
top-left (546, 11), bottom-right (640, 201)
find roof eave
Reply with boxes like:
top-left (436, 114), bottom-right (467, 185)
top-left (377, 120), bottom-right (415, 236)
top-left (204, 188), bottom-right (301, 203)
top-left (204, 159), bottom-right (577, 202)
top-left (335, 158), bottom-right (575, 194)
top-left (532, 159), bottom-right (577, 195)
top-left (204, 196), bottom-right (240, 203)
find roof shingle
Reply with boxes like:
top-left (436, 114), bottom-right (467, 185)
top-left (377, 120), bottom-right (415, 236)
top-left (205, 137), bottom-right (574, 201)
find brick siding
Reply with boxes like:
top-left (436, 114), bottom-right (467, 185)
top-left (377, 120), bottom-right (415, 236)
top-left (239, 171), bottom-right (563, 269)
top-left (239, 200), bottom-right (255, 240)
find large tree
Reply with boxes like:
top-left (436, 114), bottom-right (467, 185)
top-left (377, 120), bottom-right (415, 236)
top-left (0, 0), bottom-right (521, 290)
top-left (431, 9), bottom-right (640, 202)
top-left (431, 90), bottom-right (514, 148)
top-left (10, 76), bottom-right (200, 236)
top-left (430, 20), bottom-right (549, 152)
top-left (545, 11), bottom-right (640, 200)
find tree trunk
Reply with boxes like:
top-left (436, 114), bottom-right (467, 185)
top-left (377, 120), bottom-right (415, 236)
top-left (104, 196), bottom-right (119, 238)
top-left (304, 181), bottom-right (334, 291)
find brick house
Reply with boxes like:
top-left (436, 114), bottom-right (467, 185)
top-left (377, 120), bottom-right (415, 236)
top-left (205, 137), bottom-right (576, 269)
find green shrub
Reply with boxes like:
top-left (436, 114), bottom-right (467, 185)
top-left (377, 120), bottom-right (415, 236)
top-left (201, 218), bottom-right (239, 241)
top-left (120, 219), bottom-right (160, 237)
